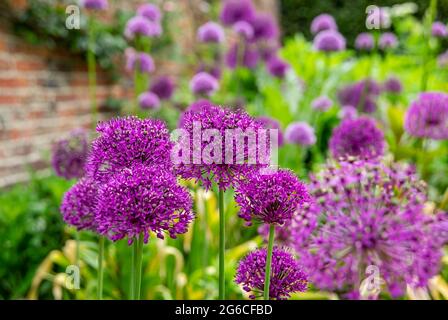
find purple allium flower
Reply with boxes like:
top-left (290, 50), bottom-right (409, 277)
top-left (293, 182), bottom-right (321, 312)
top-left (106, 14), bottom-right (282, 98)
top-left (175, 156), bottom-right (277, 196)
top-left (125, 50), bottom-right (155, 74)
top-left (52, 129), bottom-right (89, 180)
top-left (404, 92), bottom-right (448, 140)
top-left (379, 32), bottom-right (398, 50)
top-left (292, 159), bottom-right (445, 298)
top-left (178, 99), bottom-right (214, 128)
top-left (284, 122), bottom-right (316, 146)
top-left (432, 21), bottom-right (448, 38)
top-left (235, 169), bottom-right (310, 226)
top-left (197, 22), bottom-right (225, 43)
top-left (220, 0), bottom-right (255, 26)
top-left (312, 96), bottom-right (332, 111)
top-left (256, 116), bottom-right (284, 146)
top-left (137, 3), bottom-right (162, 23)
top-left (80, 0), bottom-right (108, 10)
top-left (310, 13), bottom-right (337, 35)
top-left (313, 30), bottom-right (346, 52)
top-left (190, 72), bottom-right (219, 96)
top-left (438, 50), bottom-right (448, 67)
top-left (175, 105), bottom-right (267, 190)
top-left (337, 78), bottom-right (381, 113)
top-left (124, 16), bottom-right (162, 40)
top-left (86, 117), bottom-right (173, 183)
top-left (338, 105), bottom-right (358, 120)
top-left (95, 163), bottom-right (193, 244)
top-left (226, 43), bottom-right (259, 69)
top-left (383, 76), bottom-right (403, 94)
top-left (150, 76), bottom-right (176, 100)
top-left (355, 32), bottom-right (375, 51)
top-left (329, 116), bottom-right (385, 160)
top-left (266, 55), bottom-right (289, 78)
top-left (235, 247), bottom-right (308, 300)
top-left (138, 92), bottom-right (160, 110)
top-left (233, 21), bottom-right (254, 40)
top-left (60, 177), bottom-right (98, 231)
top-left (249, 13), bottom-right (279, 42)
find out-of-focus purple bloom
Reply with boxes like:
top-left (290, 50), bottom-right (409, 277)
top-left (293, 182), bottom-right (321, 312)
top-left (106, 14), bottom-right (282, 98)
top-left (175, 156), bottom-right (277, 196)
top-left (249, 13), bottom-right (279, 42)
top-left (233, 21), bottom-right (254, 40)
top-left (284, 122), bottom-right (316, 146)
top-left (235, 170), bottom-right (310, 226)
top-left (355, 32), bottom-right (375, 51)
top-left (438, 50), bottom-right (448, 67)
top-left (124, 16), bottom-right (162, 40)
top-left (404, 92), bottom-right (448, 140)
top-left (256, 116), bottom-right (284, 146)
top-left (266, 55), bottom-right (289, 78)
top-left (95, 163), bottom-right (193, 244)
top-left (292, 159), bottom-right (445, 298)
top-left (312, 96), bottom-right (332, 111)
top-left (329, 116), bottom-right (385, 160)
top-left (313, 30), bottom-right (346, 52)
top-left (60, 177), bottom-right (98, 231)
top-left (80, 0), bottom-right (108, 10)
top-left (197, 63), bottom-right (222, 80)
top-left (197, 22), bottom-right (225, 43)
top-left (137, 3), bottom-right (162, 23)
top-left (258, 42), bottom-right (279, 62)
top-left (125, 50), bottom-right (155, 74)
top-left (337, 78), bottom-right (381, 113)
top-left (383, 76), bottom-right (403, 94)
top-left (220, 0), bottom-right (255, 26)
top-left (235, 247), bottom-right (308, 300)
top-left (189, 72), bottom-right (219, 96)
top-left (311, 13), bottom-right (337, 35)
top-left (52, 129), bottom-right (89, 180)
top-left (432, 21), bottom-right (448, 38)
top-left (86, 116), bottom-right (173, 183)
top-left (226, 43), bottom-right (259, 69)
top-left (338, 105), bottom-right (358, 120)
top-left (178, 99), bottom-right (214, 128)
top-left (138, 92), bottom-right (160, 110)
top-left (150, 76), bottom-right (176, 100)
top-left (379, 32), bottom-right (398, 50)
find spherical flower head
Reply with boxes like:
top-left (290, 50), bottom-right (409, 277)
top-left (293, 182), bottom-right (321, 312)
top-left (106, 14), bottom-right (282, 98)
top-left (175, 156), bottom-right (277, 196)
top-left (311, 13), bottom-right (337, 35)
top-left (438, 50), bottom-right (448, 67)
top-left (175, 105), bottom-right (267, 191)
top-left (329, 116), bottom-right (385, 160)
top-left (220, 0), bottom-right (255, 26)
top-left (312, 96), bottom-right (332, 111)
top-left (404, 92), bottom-right (448, 140)
top-left (338, 105), bottom-right (358, 120)
top-left (233, 21), bottom-right (254, 40)
top-left (86, 116), bottom-right (173, 183)
top-left (178, 99), bottom-right (213, 128)
top-left (383, 76), bottom-right (403, 94)
top-left (138, 92), bottom-right (160, 110)
top-left (355, 32), bottom-right (375, 51)
top-left (292, 159), bottom-right (445, 298)
top-left (125, 50), bottom-right (155, 74)
top-left (95, 163), bottom-right (193, 244)
top-left (235, 247), bottom-right (308, 300)
top-left (52, 129), bottom-right (89, 180)
top-left (284, 122), bottom-right (316, 146)
top-left (80, 0), bottom-right (108, 10)
top-left (256, 116), bottom-right (284, 146)
top-left (266, 55), bottom-right (289, 78)
top-left (249, 13), bottom-right (279, 42)
top-left (337, 78), bottom-right (381, 113)
top-left (124, 16), bottom-right (162, 40)
top-left (313, 30), bottom-right (346, 52)
top-left (379, 32), bottom-right (398, 50)
top-left (226, 43), bottom-right (259, 69)
top-left (235, 169), bottom-right (310, 226)
top-left (137, 3), bottom-right (162, 23)
top-left (60, 177), bottom-right (98, 231)
top-left (432, 21), bottom-right (447, 38)
top-left (197, 22), bottom-right (225, 43)
top-left (190, 72), bottom-right (219, 96)
top-left (150, 76), bottom-right (176, 100)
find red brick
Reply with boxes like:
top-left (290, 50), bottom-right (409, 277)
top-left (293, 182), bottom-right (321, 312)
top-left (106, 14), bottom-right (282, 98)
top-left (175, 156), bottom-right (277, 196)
top-left (0, 78), bottom-right (29, 87)
top-left (0, 95), bottom-right (22, 104)
top-left (16, 59), bottom-right (46, 71)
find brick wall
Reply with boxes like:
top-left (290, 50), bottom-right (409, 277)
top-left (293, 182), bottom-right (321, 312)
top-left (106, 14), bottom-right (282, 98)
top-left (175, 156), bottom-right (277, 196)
top-left (0, 0), bottom-right (278, 188)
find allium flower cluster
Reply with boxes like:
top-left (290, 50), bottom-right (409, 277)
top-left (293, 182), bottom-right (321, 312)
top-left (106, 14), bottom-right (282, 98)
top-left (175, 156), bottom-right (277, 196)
top-left (311, 14), bottom-right (337, 35)
top-left (266, 55), bottom-right (289, 78)
top-left (255, 116), bottom-right (284, 146)
top-left (329, 117), bottom-right (385, 160)
top-left (124, 16), bottom-right (162, 40)
top-left (150, 76), bottom-right (176, 100)
top-left (233, 21), bottom-right (254, 40)
top-left (52, 129), bottom-right (89, 180)
top-left (138, 91), bottom-right (160, 110)
top-left (313, 30), bottom-right (346, 52)
top-left (125, 49), bottom-right (155, 74)
top-left (190, 72), bottom-right (219, 96)
top-left (197, 22), bottom-right (225, 43)
top-left (432, 21), bottom-right (447, 38)
top-left (226, 43), bottom-right (259, 69)
top-left (81, 0), bottom-right (108, 10)
top-left (220, 0), bottom-right (255, 26)
top-left (235, 247), bottom-right (308, 300)
top-left (249, 13), bottom-right (279, 42)
top-left (312, 96), bottom-right (332, 111)
top-left (235, 169), bottom-right (310, 226)
top-left (137, 3), bottom-right (162, 23)
top-left (355, 33), bottom-right (374, 51)
top-left (404, 92), bottom-right (448, 140)
top-left (178, 99), bottom-right (214, 128)
top-left (284, 122), bottom-right (316, 146)
top-left (337, 78), bottom-right (381, 113)
top-left (379, 32), bottom-right (398, 50)
top-left (292, 159), bottom-right (446, 298)
top-left (383, 76), bottom-right (403, 93)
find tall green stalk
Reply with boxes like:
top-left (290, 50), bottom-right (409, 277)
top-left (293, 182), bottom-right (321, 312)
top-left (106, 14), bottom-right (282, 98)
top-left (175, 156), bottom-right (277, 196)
top-left (218, 188), bottom-right (225, 300)
top-left (130, 240), bottom-right (136, 299)
top-left (263, 224), bottom-right (275, 300)
top-left (87, 18), bottom-right (97, 128)
top-left (421, 0), bottom-right (438, 91)
top-left (135, 233), bottom-right (144, 300)
top-left (97, 236), bottom-right (104, 300)
top-left (75, 230), bottom-right (80, 267)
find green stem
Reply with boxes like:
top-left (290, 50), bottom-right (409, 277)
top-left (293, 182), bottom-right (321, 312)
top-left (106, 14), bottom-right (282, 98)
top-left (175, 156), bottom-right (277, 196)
top-left (87, 18), bottom-right (97, 129)
top-left (421, 0), bottom-right (438, 91)
top-left (131, 239), bottom-right (136, 299)
top-left (75, 230), bottom-right (80, 267)
top-left (135, 233), bottom-right (144, 300)
top-left (97, 236), bottom-right (104, 300)
top-left (264, 224), bottom-right (275, 300)
top-left (218, 188), bottom-right (225, 300)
